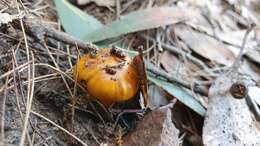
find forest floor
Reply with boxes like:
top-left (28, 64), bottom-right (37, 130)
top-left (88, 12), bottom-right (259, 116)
top-left (0, 0), bottom-right (260, 146)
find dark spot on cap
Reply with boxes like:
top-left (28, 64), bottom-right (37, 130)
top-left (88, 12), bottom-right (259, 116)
top-left (85, 61), bottom-right (95, 68)
top-left (105, 68), bottom-right (117, 75)
top-left (110, 77), bottom-right (117, 81)
top-left (110, 46), bottom-right (126, 59)
top-left (90, 49), bottom-right (97, 58)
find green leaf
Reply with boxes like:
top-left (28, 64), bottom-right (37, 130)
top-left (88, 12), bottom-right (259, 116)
top-left (54, 0), bottom-right (103, 40)
top-left (54, 0), bottom-right (129, 52)
top-left (84, 7), bottom-right (194, 42)
top-left (148, 73), bottom-right (206, 116)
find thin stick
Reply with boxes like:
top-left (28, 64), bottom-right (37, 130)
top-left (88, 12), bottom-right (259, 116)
top-left (71, 43), bottom-right (80, 132)
top-left (44, 42), bottom-right (74, 98)
top-left (116, 0), bottom-right (120, 19)
top-left (14, 15), bottom-right (98, 52)
top-left (0, 61), bottom-right (32, 81)
top-left (141, 34), bottom-right (209, 70)
top-left (66, 45), bottom-right (73, 69)
top-left (231, 24), bottom-right (256, 70)
top-left (35, 63), bottom-right (85, 91)
top-left (146, 62), bottom-right (208, 96)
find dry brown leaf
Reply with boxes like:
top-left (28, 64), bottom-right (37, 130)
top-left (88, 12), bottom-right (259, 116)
top-left (240, 60), bottom-right (260, 82)
top-left (159, 51), bottom-right (200, 81)
top-left (175, 25), bottom-right (236, 66)
top-left (246, 48), bottom-right (260, 65)
top-left (215, 29), bottom-right (260, 65)
top-left (159, 51), bottom-right (183, 73)
top-left (216, 30), bottom-right (255, 47)
top-left (148, 85), bottom-right (169, 109)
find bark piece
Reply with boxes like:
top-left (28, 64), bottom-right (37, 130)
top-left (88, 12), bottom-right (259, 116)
top-left (203, 72), bottom-right (260, 146)
top-left (123, 108), bottom-right (179, 146)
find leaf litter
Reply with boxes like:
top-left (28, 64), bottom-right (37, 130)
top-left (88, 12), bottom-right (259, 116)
top-left (0, 0), bottom-right (260, 145)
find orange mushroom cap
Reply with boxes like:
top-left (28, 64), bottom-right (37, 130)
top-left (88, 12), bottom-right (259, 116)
top-left (74, 48), bottom-right (139, 106)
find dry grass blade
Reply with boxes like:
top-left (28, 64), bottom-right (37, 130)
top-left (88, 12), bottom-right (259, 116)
top-left (71, 43), bottom-right (80, 128)
top-left (11, 49), bottom-right (36, 146)
top-left (31, 111), bottom-right (88, 146)
top-left (34, 63), bottom-right (84, 91)
top-left (0, 61), bottom-right (32, 81)
top-left (14, 0), bottom-right (33, 145)
top-left (1, 75), bottom-right (9, 145)
top-left (19, 51), bottom-right (35, 146)
top-left (44, 42), bottom-right (74, 99)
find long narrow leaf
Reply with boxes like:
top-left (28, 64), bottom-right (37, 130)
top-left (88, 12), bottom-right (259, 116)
top-left (54, 0), bottom-right (103, 39)
top-left (84, 7), bottom-right (195, 42)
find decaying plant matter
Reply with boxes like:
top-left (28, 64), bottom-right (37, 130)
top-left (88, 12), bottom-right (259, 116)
top-left (0, 0), bottom-right (260, 146)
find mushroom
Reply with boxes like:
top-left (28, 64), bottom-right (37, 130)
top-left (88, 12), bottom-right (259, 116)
top-left (74, 48), bottom-right (139, 106)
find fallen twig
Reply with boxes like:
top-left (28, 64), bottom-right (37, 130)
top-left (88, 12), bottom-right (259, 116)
top-left (231, 23), bottom-right (256, 70)
top-left (146, 62), bottom-right (208, 96)
top-left (12, 15), bottom-right (98, 52)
